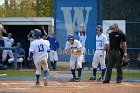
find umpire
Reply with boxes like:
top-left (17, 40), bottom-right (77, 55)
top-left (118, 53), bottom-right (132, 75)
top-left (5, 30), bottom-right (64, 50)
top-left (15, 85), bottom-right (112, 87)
top-left (103, 23), bottom-right (127, 83)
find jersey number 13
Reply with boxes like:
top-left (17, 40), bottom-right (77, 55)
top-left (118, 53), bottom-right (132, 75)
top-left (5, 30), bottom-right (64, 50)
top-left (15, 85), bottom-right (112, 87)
top-left (38, 44), bottom-right (44, 52)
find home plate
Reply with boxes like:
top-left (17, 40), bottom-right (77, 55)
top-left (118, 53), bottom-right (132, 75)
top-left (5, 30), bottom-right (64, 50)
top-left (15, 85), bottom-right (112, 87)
top-left (0, 74), bottom-right (7, 76)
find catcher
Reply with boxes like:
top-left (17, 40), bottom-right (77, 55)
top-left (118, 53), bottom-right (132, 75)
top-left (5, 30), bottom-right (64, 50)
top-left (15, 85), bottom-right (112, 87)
top-left (65, 35), bottom-right (83, 82)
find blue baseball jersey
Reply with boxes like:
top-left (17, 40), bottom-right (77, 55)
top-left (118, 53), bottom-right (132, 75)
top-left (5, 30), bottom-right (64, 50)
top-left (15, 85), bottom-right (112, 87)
top-left (17, 48), bottom-right (25, 56)
top-left (47, 35), bottom-right (59, 51)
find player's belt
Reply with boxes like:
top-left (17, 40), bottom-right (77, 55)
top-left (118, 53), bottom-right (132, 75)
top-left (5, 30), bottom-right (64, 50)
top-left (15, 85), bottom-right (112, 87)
top-left (96, 49), bottom-right (103, 50)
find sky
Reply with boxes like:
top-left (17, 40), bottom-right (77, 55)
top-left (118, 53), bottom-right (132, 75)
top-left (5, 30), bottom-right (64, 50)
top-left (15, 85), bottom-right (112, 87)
top-left (0, 0), bottom-right (4, 5)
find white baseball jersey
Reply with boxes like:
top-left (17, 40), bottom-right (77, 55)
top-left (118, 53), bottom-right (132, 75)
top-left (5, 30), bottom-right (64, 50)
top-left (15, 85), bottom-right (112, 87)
top-left (92, 33), bottom-right (109, 69)
top-left (65, 40), bottom-right (83, 69)
top-left (29, 38), bottom-right (50, 60)
top-left (78, 34), bottom-right (87, 47)
top-left (28, 37), bottom-right (34, 43)
top-left (78, 34), bottom-right (86, 63)
top-left (96, 33), bottom-right (108, 50)
top-left (3, 37), bottom-right (14, 47)
top-left (65, 40), bottom-right (83, 55)
top-left (44, 40), bottom-right (50, 59)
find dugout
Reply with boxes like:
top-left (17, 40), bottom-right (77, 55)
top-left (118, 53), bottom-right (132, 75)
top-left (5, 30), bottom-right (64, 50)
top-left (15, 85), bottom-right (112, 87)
top-left (0, 17), bottom-right (54, 68)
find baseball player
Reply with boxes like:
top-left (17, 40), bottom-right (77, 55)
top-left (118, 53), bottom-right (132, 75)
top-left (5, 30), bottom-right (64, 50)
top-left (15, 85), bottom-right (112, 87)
top-left (27, 30), bottom-right (35, 43)
top-left (27, 30), bottom-right (35, 68)
top-left (2, 33), bottom-right (14, 66)
top-left (65, 35), bottom-right (83, 82)
top-left (42, 26), bottom-right (60, 70)
top-left (8, 42), bottom-right (25, 69)
top-left (42, 35), bottom-right (50, 67)
top-left (90, 25), bottom-right (109, 81)
top-left (28, 29), bottom-right (50, 86)
top-left (0, 24), bottom-right (7, 39)
top-left (72, 24), bottom-right (87, 69)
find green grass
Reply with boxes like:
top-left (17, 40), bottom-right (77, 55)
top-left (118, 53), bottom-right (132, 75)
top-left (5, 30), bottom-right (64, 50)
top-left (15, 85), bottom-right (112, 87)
top-left (0, 70), bottom-right (140, 78)
top-left (0, 70), bottom-right (36, 77)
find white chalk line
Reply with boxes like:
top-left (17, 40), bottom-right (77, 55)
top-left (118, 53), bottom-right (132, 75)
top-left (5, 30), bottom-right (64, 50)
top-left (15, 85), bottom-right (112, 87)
top-left (0, 74), bottom-right (7, 76)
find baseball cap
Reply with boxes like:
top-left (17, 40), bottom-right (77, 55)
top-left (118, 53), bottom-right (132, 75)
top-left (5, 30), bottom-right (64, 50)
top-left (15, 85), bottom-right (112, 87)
top-left (17, 42), bottom-right (21, 46)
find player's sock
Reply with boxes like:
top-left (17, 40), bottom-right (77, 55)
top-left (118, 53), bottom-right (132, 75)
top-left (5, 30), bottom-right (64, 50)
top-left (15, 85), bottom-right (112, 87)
top-left (78, 68), bottom-right (82, 78)
top-left (93, 68), bottom-right (97, 78)
top-left (101, 68), bottom-right (106, 79)
top-left (50, 61), bottom-right (54, 69)
top-left (54, 61), bottom-right (57, 69)
top-left (82, 63), bottom-right (84, 69)
top-left (44, 70), bottom-right (48, 77)
top-left (71, 69), bottom-right (76, 78)
top-left (36, 74), bottom-right (40, 83)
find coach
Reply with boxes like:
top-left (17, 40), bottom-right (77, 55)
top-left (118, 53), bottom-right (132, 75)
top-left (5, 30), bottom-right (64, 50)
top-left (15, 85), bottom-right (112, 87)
top-left (103, 23), bottom-right (127, 83)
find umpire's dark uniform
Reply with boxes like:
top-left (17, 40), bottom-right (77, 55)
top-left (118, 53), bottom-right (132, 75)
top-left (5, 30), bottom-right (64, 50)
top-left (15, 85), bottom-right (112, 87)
top-left (103, 30), bottom-right (127, 83)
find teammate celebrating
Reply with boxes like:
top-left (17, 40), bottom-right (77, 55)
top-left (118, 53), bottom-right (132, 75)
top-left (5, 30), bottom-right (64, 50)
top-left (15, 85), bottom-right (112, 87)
top-left (90, 25), bottom-right (109, 81)
top-left (42, 26), bottom-right (60, 70)
top-left (28, 29), bottom-right (50, 86)
top-left (72, 24), bottom-right (87, 70)
top-left (2, 33), bottom-right (14, 66)
top-left (65, 35), bottom-right (83, 82)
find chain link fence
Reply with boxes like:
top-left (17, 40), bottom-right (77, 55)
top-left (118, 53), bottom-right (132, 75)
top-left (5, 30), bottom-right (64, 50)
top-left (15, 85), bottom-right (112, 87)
top-left (100, 0), bottom-right (140, 69)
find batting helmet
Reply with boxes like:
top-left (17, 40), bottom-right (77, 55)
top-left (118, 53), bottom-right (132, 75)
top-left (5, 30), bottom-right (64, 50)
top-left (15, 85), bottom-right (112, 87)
top-left (68, 35), bottom-right (74, 40)
top-left (32, 29), bottom-right (42, 38)
top-left (96, 25), bottom-right (103, 32)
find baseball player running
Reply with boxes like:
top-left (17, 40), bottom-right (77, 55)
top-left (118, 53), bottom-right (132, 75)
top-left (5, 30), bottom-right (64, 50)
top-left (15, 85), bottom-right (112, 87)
top-left (65, 35), bottom-right (83, 82)
top-left (28, 29), bottom-right (50, 86)
top-left (90, 25), bottom-right (109, 81)
top-left (2, 33), bottom-right (14, 66)
top-left (72, 24), bottom-right (87, 69)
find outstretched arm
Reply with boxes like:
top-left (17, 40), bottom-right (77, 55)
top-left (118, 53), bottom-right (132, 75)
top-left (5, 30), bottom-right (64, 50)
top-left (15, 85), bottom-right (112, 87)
top-left (41, 26), bottom-right (48, 35)
top-left (27, 30), bottom-right (32, 38)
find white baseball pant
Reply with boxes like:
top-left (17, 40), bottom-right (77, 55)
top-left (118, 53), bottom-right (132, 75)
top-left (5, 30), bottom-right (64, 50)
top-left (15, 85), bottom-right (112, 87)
top-left (70, 54), bottom-right (83, 69)
top-left (49, 50), bottom-right (58, 61)
top-left (2, 50), bottom-right (13, 61)
top-left (34, 56), bottom-right (49, 75)
top-left (92, 50), bottom-right (106, 69)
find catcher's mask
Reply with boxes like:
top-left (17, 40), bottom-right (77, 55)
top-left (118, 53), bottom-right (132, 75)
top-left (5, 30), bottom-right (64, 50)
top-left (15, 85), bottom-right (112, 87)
top-left (121, 57), bottom-right (129, 67)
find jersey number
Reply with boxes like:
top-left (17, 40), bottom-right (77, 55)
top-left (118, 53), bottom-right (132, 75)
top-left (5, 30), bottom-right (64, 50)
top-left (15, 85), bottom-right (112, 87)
top-left (38, 44), bottom-right (44, 52)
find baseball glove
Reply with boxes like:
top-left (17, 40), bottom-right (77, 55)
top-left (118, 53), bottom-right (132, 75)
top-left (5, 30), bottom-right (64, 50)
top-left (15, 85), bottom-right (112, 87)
top-left (121, 57), bottom-right (129, 67)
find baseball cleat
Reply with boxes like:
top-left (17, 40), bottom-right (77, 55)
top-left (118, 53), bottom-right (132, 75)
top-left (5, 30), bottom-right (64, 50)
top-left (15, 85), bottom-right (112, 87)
top-left (97, 77), bottom-right (103, 81)
top-left (116, 80), bottom-right (122, 83)
top-left (36, 81), bottom-right (40, 87)
top-left (44, 77), bottom-right (47, 86)
top-left (76, 77), bottom-right (81, 82)
top-left (89, 76), bottom-right (96, 80)
top-left (69, 77), bottom-right (76, 82)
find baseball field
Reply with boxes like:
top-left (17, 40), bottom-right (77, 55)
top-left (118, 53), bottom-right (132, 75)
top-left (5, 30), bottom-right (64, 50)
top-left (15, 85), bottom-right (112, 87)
top-left (0, 62), bottom-right (140, 93)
